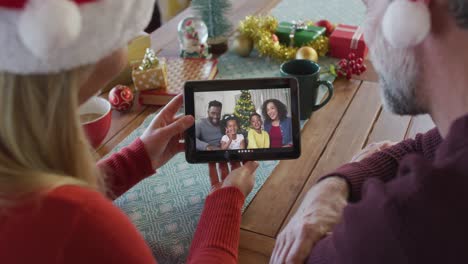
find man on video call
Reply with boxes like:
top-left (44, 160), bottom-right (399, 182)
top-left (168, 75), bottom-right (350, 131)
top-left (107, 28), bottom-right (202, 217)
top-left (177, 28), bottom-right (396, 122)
top-left (271, 0), bottom-right (468, 263)
top-left (196, 100), bottom-right (223, 151)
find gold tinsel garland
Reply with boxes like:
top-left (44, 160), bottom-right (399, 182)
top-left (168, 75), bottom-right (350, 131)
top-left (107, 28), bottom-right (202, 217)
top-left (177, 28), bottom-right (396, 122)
top-left (238, 16), bottom-right (329, 61)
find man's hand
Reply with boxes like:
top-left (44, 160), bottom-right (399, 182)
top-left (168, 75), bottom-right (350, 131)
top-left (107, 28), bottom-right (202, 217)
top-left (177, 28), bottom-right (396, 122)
top-left (270, 177), bottom-right (349, 264)
top-left (206, 145), bottom-right (221, 151)
top-left (351, 140), bottom-right (396, 162)
top-left (209, 161), bottom-right (259, 197)
top-left (140, 94), bottom-right (195, 169)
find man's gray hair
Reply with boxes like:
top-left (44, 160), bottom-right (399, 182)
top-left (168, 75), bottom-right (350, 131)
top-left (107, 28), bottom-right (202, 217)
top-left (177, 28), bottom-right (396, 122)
top-left (449, 0), bottom-right (468, 28)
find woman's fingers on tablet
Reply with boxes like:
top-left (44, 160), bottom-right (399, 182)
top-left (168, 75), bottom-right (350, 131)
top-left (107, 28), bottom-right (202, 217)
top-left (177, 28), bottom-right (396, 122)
top-left (208, 163), bottom-right (219, 186)
top-left (219, 162), bottom-right (229, 180)
top-left (230, 161), bottom-right (241, 170)
top-left (209, 162), bottom-right (249, 192)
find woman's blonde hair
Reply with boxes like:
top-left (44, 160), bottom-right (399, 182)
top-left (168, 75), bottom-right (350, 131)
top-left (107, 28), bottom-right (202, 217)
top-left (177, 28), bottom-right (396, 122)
top-left (0, 67), bottom-right (106, 207)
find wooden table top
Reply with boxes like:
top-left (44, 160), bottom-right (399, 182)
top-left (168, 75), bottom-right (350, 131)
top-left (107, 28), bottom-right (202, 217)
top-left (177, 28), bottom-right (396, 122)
top-left (97, 1), bottom-right (435, 263)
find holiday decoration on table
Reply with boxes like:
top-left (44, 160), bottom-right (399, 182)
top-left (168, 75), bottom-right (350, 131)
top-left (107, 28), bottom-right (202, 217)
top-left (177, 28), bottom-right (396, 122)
top-left (237, 16), bottom-right (329, 61)
top-left (329, 24), bottom-right (368, 59)
top-left (139, 58), bottom-right (218, 106)
top-left (296, 46), bottom-right (318, 62)
top-left (325, 52), bottom-right (368, 80)
top-left (315, 20), bottom-right (336, 37)
top-left (275, 21), bottom-right (326, 47)
top-left (232, 34), bottom-right (254, 57)
top-left (234, 90), bottom-right (256, 132)
top-left (104, 34), bottom-right (152, 92)
top-left (271, 34), bottom-right (279, 43)
top-left (191, 0), bottom-right (233, 54)
top-left (132, 48), bottom-right (168, 91)
top-left (109, 85), bottom-right (135, 112)
top-left (178, 17), bottom-right (211, 59)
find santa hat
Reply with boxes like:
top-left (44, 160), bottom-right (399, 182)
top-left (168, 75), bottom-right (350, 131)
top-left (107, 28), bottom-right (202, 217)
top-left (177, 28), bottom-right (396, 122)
top-left (382, 0), bottom-right (432, 48)
top-left (0, 0), bottom-right (155, 74)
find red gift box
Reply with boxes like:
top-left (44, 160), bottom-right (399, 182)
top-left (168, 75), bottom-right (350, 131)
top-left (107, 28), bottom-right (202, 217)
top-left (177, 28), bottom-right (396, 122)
top-left (329, 24), bottom-right (368, 59)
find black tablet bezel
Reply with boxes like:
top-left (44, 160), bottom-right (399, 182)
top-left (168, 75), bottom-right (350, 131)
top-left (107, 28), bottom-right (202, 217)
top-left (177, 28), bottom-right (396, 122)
top-left (184, 77), bottom-right (301, 164)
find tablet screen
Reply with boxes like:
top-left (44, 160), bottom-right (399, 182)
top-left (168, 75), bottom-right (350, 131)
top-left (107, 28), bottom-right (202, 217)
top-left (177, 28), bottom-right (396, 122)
top-left (184, 78), bottom-right (300, 163)
top-left (195, 88), bottom-right (293, 151)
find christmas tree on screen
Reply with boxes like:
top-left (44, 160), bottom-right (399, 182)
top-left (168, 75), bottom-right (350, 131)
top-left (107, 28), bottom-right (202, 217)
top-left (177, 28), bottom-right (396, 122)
top-left (234, 90), bottom-right (256, 132)
top-left (191, 0), bottom-right (232, 41)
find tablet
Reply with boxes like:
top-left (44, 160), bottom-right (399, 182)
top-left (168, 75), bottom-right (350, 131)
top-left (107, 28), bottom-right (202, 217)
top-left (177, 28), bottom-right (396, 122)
top-left (184, 77), bottom-right (301, 163)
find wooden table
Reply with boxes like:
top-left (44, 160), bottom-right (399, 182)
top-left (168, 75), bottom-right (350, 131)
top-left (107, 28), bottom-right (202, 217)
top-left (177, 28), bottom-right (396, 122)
top-left (97, 1), bottom-right (435, 263)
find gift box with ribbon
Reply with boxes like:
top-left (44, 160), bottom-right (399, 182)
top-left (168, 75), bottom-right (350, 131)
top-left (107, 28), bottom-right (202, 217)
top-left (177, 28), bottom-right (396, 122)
top-left (275, 21), bottom-right (326, 47)
top-left (329, 24), bottom-right (368, 59)
top-left (103, 34), bottom-right (152, 92)
top-left (132, 48), bottom-right (168, 91)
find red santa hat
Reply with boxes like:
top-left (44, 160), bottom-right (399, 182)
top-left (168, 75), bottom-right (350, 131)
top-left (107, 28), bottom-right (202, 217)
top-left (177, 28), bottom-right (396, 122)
top-left (382, 0), bottom-right (432, 48)
top-left (0, 0), bottom-right (155, 74)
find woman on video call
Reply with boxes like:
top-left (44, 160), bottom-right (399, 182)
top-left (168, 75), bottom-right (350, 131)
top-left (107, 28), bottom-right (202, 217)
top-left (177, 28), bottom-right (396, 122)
top-left (0, 1), bottom-right (258, 263)
top-left (262, 99), bottom-right (293, 148)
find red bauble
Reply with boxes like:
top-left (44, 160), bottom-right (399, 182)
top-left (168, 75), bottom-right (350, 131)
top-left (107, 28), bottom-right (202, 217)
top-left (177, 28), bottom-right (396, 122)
top-left (109, 85), bottom-right (134, 112)
top-left (316, 20), bottom-right (335, 36)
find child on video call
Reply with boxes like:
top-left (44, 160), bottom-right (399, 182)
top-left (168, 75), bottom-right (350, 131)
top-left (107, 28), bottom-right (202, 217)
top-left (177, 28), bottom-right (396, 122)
top-left (220, 114), bottom-right (245, 150)
top-left (247, 113), bottom-right (270, 149)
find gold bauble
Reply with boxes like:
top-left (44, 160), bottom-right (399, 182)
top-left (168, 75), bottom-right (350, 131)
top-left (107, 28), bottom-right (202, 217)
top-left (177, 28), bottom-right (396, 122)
top-left (296, 47), bottom-right (318, 62)
top-left (232, 35), bottom-right (254, 57)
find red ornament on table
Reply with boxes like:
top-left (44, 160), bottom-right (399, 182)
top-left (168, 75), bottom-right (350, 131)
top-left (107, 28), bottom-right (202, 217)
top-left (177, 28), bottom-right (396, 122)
top-left (109, 85), bottom-right (134, 112)
top-left (336, 52), bottom-right (368, 80)
top-left (315, 20), bottom-right (335, 36)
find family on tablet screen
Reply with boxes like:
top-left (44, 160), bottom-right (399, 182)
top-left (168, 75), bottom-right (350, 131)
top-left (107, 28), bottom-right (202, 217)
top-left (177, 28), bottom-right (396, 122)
top-left (195, 99), bottom-right (293, 151)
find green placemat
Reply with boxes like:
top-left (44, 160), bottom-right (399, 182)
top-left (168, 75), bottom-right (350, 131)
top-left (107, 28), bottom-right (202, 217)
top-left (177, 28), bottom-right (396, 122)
top-left (114, 1), bottom-right (365, 263)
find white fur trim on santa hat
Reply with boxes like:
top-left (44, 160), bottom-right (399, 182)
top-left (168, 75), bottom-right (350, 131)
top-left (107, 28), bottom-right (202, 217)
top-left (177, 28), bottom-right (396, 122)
top-left (18, 0), bottom-right (82, 59)
top-left (0, 0), bottom-right (155, 74)
top-left (382, 0), bottom-right (431, 48)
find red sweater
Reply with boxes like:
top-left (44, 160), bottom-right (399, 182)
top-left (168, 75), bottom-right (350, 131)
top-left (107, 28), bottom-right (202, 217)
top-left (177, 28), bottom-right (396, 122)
top-left (269, 126), bottom-right (283, 148)
top-left (0, 139), bottom-right (244, 264)
top-left (308, 115), bottom-right (468, 263)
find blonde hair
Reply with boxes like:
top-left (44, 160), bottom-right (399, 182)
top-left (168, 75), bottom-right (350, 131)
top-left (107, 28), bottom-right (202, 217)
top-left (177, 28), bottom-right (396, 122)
top-left (0, 67), bottom-right (106, 208)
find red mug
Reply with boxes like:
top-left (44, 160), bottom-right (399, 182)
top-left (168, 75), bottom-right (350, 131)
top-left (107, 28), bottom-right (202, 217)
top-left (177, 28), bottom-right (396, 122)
top-left (79, 97), bottom-right (112, 148)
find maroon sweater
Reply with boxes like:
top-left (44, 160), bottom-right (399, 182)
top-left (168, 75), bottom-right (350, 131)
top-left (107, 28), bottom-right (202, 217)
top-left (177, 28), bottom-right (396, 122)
top-left (308, 115), bottom-right (468, 263)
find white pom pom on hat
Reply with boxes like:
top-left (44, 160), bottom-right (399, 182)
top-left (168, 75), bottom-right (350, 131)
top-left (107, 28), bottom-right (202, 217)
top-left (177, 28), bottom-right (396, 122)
top-left (0, 0), bottom-right (155, 74)
top-left (382, 0), bottom-right (431, 48)
top-left (18, 0), bottom-right (82, 59)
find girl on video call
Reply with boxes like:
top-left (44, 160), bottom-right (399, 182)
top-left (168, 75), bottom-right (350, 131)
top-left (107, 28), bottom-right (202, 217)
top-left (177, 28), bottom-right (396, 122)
top-left (220, 114), bottom-right (245, 150)
top-left (262, 99), bottom-right (293, 148)
top-left (247, 113), bottom-right (270, 149)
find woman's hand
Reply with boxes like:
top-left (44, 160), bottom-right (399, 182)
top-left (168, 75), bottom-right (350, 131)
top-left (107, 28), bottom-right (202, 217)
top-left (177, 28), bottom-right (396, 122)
top-left (209, 161), bottom-right (259, 197)
top-left (140, 94), bottom-right (195, 169)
